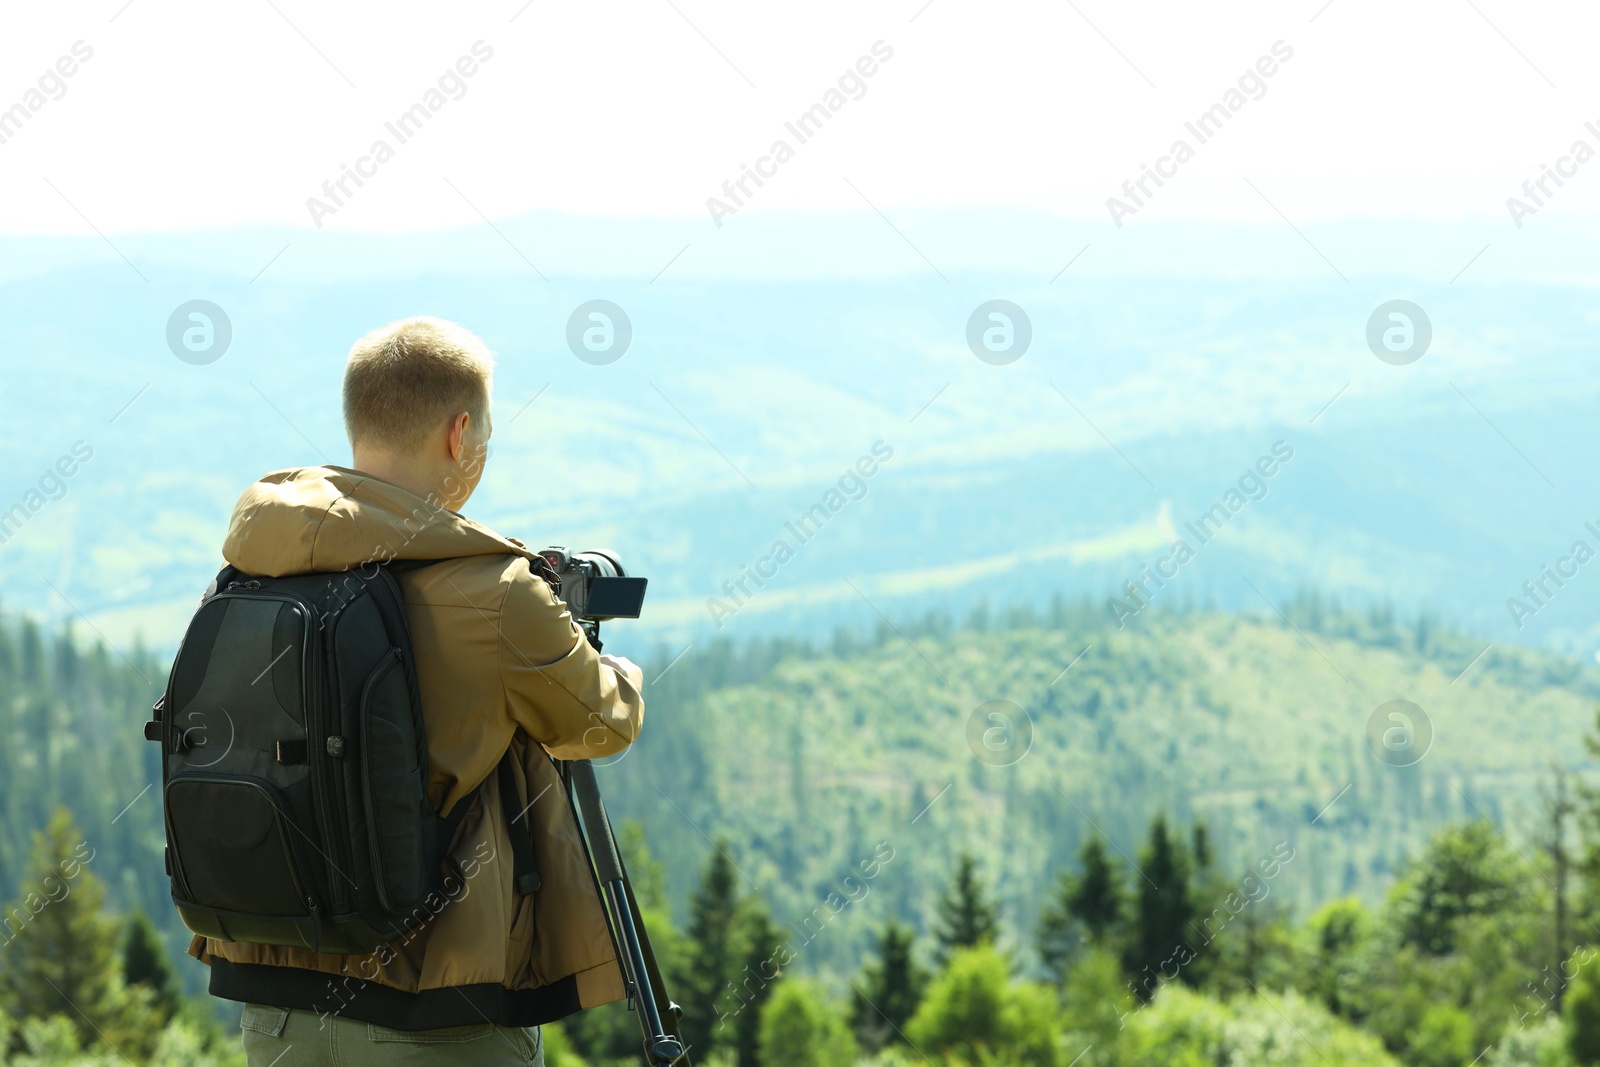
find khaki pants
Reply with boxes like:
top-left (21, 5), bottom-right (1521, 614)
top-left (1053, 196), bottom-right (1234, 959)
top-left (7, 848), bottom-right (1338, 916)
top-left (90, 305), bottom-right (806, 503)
top-left (240, 1003), bottom-right (543, 1066)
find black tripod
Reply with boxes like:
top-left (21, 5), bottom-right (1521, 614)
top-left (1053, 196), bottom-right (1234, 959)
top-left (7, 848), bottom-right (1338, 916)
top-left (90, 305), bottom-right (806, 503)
top-left (562, 757), bottom-right (689, 1066)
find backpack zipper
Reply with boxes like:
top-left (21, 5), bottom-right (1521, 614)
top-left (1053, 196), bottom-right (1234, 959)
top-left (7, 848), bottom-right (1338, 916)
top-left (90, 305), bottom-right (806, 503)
top-left (313, 621), bottom-right (350, 911)
top-left (307, 896), bottom-right (323, 950)
top-left (163, 770), bottom-right (328, 947)
top-left (221, 588), bottom-right (350, 913)
top-left (358, 649), bottom-right (404, 912)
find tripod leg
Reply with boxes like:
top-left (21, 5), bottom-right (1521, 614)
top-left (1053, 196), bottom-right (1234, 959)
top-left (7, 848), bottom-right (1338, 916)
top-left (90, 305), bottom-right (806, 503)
top-left (567, 760), bottom-right (688, 1066)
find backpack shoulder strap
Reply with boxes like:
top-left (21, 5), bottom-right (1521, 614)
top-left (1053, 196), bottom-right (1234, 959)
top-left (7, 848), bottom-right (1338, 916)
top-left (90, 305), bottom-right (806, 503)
top-left (496, 749), bottom-right (542, 895)
top-left (382, 557), bottom-right (539, 894)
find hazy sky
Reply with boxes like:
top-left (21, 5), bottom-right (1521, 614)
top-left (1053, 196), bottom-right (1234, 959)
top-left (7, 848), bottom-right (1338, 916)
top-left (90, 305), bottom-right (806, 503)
top-left (1, 0), bottom-right (1596, 235)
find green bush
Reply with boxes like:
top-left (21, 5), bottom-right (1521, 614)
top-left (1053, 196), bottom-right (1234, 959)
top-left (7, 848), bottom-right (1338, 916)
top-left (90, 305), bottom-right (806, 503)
top-left (757, 980), bottom-right (857, 1067)
top-left (906, 947), bottom-right (1011, 1058)
top-left (1119, 983), bottom-right (1226, 1067)
top-left (1485, 1014), bottom-right (1575, 1067)
top-left (1298, 897), bottom-right (1370, 1017)
top-left (1061, 947), bottom-right (1135, 1067)
top-left (1412, 1003), bottom-right (1477, 1067)
top-left (541, 1021), bottom-right (588, 1067)
top-left (905, 946), bottom-right (1065, 1067)
top-left (1568, 964), bottom-right (1600, 1066)
top-left (2, 1014), bottom-right (246, 1067)
top-left (1122, 985), bottom-right (1401, 1067)
top-left (146, 1017), bottom-right (246, 1067)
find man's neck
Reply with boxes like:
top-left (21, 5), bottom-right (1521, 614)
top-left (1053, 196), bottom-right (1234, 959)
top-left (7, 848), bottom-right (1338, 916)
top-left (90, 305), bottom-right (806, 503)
top-left (349, 453), bottom-right (442, 506)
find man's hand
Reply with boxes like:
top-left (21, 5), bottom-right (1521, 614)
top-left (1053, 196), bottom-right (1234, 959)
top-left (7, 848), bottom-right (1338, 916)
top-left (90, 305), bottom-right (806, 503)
top-left (599, 653), bottom-right (644, 690)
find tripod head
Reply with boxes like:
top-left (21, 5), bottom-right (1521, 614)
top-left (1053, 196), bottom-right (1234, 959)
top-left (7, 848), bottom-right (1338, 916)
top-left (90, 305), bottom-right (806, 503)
top-left (537, 546), bottom-right (647, 652)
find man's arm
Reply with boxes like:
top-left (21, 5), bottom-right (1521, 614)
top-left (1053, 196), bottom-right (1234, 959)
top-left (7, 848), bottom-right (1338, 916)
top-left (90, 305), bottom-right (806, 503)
top-left (497, 557), bottom-right (645, 761)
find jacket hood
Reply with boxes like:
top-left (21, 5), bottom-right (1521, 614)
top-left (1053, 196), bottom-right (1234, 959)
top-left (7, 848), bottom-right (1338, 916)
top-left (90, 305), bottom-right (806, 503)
top-left (222, 466), bottom-right (534, 577)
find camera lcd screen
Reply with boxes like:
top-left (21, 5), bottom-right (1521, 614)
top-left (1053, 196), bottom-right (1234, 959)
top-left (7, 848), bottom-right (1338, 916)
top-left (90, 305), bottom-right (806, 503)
top-left (586, 576), bottom-right (647, 619)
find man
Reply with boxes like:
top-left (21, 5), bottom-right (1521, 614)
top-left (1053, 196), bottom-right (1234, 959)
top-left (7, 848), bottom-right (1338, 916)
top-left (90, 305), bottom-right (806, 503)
top-left (187, 316), bottom-right (646, 1065)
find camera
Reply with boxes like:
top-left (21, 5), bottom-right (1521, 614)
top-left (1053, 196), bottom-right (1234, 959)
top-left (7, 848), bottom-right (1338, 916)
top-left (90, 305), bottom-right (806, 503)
top-left (538, 546), bottom-right (647, 647)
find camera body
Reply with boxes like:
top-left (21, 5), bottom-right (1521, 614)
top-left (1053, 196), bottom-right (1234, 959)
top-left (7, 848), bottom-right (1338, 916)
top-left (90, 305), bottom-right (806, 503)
top-left (538, 546), bottom-right (648, 647)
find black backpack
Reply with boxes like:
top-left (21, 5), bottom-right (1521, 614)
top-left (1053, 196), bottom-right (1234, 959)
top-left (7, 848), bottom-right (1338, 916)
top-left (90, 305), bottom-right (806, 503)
top-left (145, 561), bottom-right (539, 955)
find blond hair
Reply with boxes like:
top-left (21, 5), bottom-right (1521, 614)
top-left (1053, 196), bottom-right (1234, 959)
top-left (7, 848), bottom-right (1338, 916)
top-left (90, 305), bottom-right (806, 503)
top-left (342, 317), bottom-right (495, 453)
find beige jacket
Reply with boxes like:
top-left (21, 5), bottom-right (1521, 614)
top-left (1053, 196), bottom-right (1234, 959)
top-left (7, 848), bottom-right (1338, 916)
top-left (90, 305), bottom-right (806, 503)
top-left (186, 466), bottom-right (644, 1029)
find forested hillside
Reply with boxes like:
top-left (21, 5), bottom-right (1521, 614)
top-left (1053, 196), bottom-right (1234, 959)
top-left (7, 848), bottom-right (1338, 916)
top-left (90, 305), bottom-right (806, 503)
top-left (0, 612), bottom-right (166, 964)
top-left (2, 591), bottom-right (1598, 1065)
top-left (2, 592), bottom-right (1597, 985)
top-left (608, 591), bottom-right (1599, 979)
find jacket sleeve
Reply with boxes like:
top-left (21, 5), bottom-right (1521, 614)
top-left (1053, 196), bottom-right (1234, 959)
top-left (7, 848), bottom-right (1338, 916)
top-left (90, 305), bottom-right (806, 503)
top-left (496, 556), bottom-right (645, 761)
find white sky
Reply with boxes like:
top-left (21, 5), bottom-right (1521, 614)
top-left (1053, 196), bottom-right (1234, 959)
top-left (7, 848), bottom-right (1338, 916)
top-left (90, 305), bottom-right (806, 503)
top-left (0, 0), bottom-right (1596, 236)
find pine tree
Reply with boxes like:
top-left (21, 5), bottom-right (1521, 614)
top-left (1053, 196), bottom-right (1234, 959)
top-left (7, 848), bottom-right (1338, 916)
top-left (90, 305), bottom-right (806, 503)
top-left (0, 603), bottom-right (16, 681)
top-left (0, 808), bottom-right (152, 1056)
top-left (53, 622), bottom-right (80, 706)
top-left (852, 920), bottom-right (926, 1051)
top-left (1541, 767), bottom-right (1576, 1011)
top-left (27, 698), bottom-right (54, 825)
top-left (1038, 836), bottom-right (1124, 983)
top-left (121, 911), bottom-right (182, 1024)
top-left (934, 853), bottom-right (999, 963)
top-left (731, 902), bottom-right (786, 1067)
top-left (680, 840), bottom-right (742, 1060)
top-left (786, 718), bottom-right (808, 880)
top-left (618, 820), bottom-right (667, 915)
top-left (18, 617), bottom-right (43, 689)
top-left (1124, 814), bottom-right (1197, 1000)
top-left (1191, 820), bottom-right (1212, 871)
top-left (1394, 820), bottom-right (1521, 956)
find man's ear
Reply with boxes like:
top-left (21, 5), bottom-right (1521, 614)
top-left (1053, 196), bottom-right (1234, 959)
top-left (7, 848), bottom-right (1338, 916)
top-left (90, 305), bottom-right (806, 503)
top-left (446, 411), bottom-right (470, 461)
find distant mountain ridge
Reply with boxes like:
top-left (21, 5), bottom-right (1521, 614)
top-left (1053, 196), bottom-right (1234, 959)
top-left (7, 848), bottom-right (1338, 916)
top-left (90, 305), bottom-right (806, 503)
top-left (2, 214), bottom-right (1597, 663)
